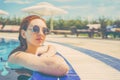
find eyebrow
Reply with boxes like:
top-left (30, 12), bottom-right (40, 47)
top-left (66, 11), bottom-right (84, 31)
top-left (28, 24), bottom-right (34, 28)
top-left (28, 25), bottom-right (47, 30)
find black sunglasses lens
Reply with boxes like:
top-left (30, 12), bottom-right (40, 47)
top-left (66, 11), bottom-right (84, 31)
top-left (33, 25), bottom-right (40, 33)
top-left (32, 25), bottom-right (49, 35)
top-left (43, 28), bottom-right (49, 35)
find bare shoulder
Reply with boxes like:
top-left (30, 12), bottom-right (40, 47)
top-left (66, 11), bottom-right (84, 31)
top-left (8, 51), bottom-right (46, 70)
top-left (8, 51), bottom-right (26, 63)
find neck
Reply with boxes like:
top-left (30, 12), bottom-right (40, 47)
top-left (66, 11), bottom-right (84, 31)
top-left (26, 43), bottom-right (38, 55)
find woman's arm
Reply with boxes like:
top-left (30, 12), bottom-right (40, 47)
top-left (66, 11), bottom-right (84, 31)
top-left (8, 51), bottom-right (69, 76)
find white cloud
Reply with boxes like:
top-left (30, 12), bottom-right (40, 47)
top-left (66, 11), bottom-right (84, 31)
top-left (4, 0), bottom-right (34, 4)
top-left (60, 5), bottom-right (91, 10)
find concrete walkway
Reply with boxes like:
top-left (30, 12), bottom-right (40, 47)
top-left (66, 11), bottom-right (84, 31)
top-left (0, 33), bottom-right (120, 80)
top-left (46, 35), bottom-right (120, 59)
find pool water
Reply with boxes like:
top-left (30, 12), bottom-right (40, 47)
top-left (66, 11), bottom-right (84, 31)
top-left (0, 38), bottom-right (19, 76)
top-left (0, 38), bottom-right (19, 61)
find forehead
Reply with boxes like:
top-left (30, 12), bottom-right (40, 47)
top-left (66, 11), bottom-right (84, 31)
top-left (29, 19), bottom-right (47, 28)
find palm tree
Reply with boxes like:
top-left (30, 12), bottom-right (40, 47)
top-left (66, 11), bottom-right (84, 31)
top-left (98, 17), bottom-right (107, 39)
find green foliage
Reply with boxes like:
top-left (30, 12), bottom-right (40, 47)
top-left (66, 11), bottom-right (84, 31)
top-left (0, 16), bottom-right (120, 30)
top-left (0, 16), bottom-right (22, 25)
top-left (114, 19), bottom-right (120, 28)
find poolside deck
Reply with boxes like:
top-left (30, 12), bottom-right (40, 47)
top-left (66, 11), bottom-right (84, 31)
top-left (46, 41), bottom-right (120, 80)
top-left (0, 32), bottom-right (120, 80)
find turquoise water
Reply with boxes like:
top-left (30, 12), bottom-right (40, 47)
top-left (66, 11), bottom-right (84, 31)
top-left (0, 38), bottom-right (19, 61)
top-left (0, 38), bottom-right (19, 76)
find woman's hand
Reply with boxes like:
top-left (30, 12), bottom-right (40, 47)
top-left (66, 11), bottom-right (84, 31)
top-left (42, 45), bottom-right (56, 57)
top-left (35, 46), bottom-right (48, 56)
top-left (36, 45), bottom-right (56, 57)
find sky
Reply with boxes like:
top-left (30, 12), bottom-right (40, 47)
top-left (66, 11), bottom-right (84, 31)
top-left (0, 0), bottom-right (120, 20)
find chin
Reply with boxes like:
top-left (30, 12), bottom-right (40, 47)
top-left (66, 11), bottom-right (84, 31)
top-left (33, 40), bottom-right (44, 47)
top-left (35, 43), bottom-right (43, 47)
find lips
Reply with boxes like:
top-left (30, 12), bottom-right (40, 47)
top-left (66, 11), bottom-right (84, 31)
top-left (36, 38), bottom-right (43, 42)
top-left (36, 38), bottom-right (41, 41)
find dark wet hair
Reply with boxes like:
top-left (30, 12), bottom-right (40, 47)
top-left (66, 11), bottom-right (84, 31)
top-left (8, 15), bottom-right (46, 57)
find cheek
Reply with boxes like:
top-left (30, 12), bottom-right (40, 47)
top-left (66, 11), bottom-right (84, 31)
top-left (43, 36), bottom-right (46, 41)
top-left (41, 35), bottom-right (46, 40)
top-left (26, 32), bottom-right (33, 41)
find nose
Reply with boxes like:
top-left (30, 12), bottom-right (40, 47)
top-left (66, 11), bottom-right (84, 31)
top-left (37, 29), bottom-right (44, 36)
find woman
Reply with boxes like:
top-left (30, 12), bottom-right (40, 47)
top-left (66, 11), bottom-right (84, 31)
top-left (8, 15), bottom-right (69, 76)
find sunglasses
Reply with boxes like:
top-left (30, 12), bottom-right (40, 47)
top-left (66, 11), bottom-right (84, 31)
top-left (29, 25), bottom-right (49, 35)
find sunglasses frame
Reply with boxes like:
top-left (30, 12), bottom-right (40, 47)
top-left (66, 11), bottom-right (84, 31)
top-left (29, 25), bottom-right (49, 35)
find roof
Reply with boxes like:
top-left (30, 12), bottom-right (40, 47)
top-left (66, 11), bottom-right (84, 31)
top-left (1, 25), bottom-right (20, 32)
top-left (87, 24), bottom-right (101, 29)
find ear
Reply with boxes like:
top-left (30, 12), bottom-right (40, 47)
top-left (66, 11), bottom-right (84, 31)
top-left (21, 30), bottom-right (26, 39)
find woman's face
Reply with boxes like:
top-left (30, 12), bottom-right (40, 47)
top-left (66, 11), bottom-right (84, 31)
top-left (25, 19), bottom-right (47, 47)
